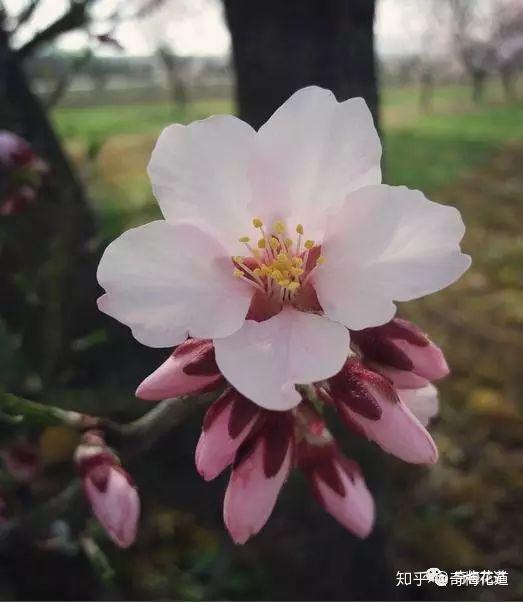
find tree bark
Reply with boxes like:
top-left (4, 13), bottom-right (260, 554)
top-left (221, 3), bottom-right (396, 600)
top-left (223, 0), bottom-right (379, 129)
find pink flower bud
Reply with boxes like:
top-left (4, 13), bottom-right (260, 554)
top-left (196, 388), bottom-right (261, 481)
top-left (351, 318), bottom-right (449, 388)
top-left (0, 131), bottom-right (46, 216)
top-left (299, 438), bottom-right (374, 538)
top-left (327, 358), bottom-right (438, 464)
top-left (135, 338), bottom-right (224, 401)
top-left (223, 412), bottom-right (294, 544)
top-left (75, 432), bottom-right (140, 548)
top-left (0, 440), bottom-right (40, 483)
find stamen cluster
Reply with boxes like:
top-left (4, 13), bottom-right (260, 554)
top-left (232, 218), bottom-right (325, 303)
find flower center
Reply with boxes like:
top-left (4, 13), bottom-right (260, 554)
top-left (232, 218), bottom-right (325, 304)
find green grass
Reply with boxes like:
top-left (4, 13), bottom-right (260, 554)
top-left (51, 86), bottom-right (523, 236)
top-left (52, 99), bottom-right (233, 144)
top-left (385, 103), bottom-right (523, 194)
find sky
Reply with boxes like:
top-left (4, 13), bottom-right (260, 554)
top-left (3, 0), bottom-right (497, 58)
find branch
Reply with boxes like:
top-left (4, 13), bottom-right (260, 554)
top-left (12, 0), bottom-right (41, 34)
top-left (17, 0), bottom-right (92, 59)
top-left (0, 393), bottom-right (209, 549)
top-left (0, 391), bottom-right (99, 429)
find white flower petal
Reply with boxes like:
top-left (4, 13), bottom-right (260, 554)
top-left (97, 221), bottom-right (252, 347)
top-left (214, 308), bottom-right (350, 410)
top-left (315, 185), bottom-right (470, 329)
top-left (148, 115), bottom-right (256, 253)
top-left (251, 86), bottom-right (382, 237)
top-left (399, 384), bottom-right (439, 427)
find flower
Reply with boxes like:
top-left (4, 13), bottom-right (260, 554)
top-left (97, 86), bottom-right (469, 411)
top-left (75, 431), bottom-right (140, 548)
top-left (0, 439), bottom-right (40, 483)
top-left (0, 131), bottom-right (46, 216)
top-left (135, 332), bottom-right (443, 544)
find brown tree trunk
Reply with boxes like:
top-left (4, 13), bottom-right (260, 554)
top-left (223, 0), bottom-right (379, 129)
top-left (0, 24), bottom-right (98, 391)
top-left (222, 3), bottom-right (396, 600)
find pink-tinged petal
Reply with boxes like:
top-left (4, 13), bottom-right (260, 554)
top-left (252, 87), bottom-right (381, 237)
top-left (373, 365), bottom-right (430, 389)
top-left (223, 415), bottom-right (293, 544)
top-left (97, 221), bottom-right (252, 347)
top-left (315, 185), bottom-right (470, 330)
top-left (136, 340), bottom-right (223, 401)
top-left (337, 393), bottom-right (438, 465)
top-left (399, 384), bottom-right (439, 427)
top-left (214, 307), bottom-right (350, 411)
top-left (330, 359), bottom-right (438, 464)
top-left (148, 116), bottom-right (256, 254)
top-left (393, 339), bottom-right (449, 381)
top-left (309, 453), bottom-right (374, 538)
top-left (84, 465), bottom-right (140, 548)
top-left (195, 389), bottom-right (261, 481)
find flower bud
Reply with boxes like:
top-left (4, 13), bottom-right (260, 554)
top-left (0, 439), bottom-right (40, 483)
top-left (327, 358), bottom-right (438, 465)
top-left (0, 130), bottom-right (46, 216)
top-left (196, 388), bottom-right (261, 481)
top-left (351, 318), bottom-right (449, 388)
top-left (135, 338), bottom-right (223, 401)
top-left (223, 412), bottom-right (294, 544)
top-left (75, 431), bottom-right (139, 548)
top-left (295, 405), bottom-right (374, 538)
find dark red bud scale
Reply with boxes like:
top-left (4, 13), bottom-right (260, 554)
top-left (228, 395), bottom-right (260, 439)
top-left (329, 359), bottom-right (385, 420)
top-left (180, 339), bottom-right (220, 376)
top-left (261, 413), bottom-right (294, 478)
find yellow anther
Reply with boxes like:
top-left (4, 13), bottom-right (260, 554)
top-left (239, 236), bottom-right (250, 243)
top-left (277, 252), bottom-right (288, 262)
top-left (292, 257), bottom-right (304, 266)
top-left (258, 238), bottom-right (266, 249)
top-left (270, 237), bottom-right (280, 249)
top-left (284, 238), bottom-right (293, 247)
top-left (291, 267), bottom-right (304, 277)
top-left (233, 268), bottom-right (244, 278)
top-left (304, 240), bottom-right (315, 250)
top-left (278, 279), bottom-right (291, 287)
top-left (274, 220), bottom-right (286, 234)
top-left (252, 217), bottom-right (263, 228)
top-left (271, 269), bottom-right (283, 281)
top-left (253, 267), bottom-right (262, 277)
top-left (287, 281), bottom-right (300, 291)
top-left (316, 255), bottom-right (326, 265)
top-left (232, 256), bottom-right (242, 263)
top-left (296, 224), bottom-right (304, 235)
